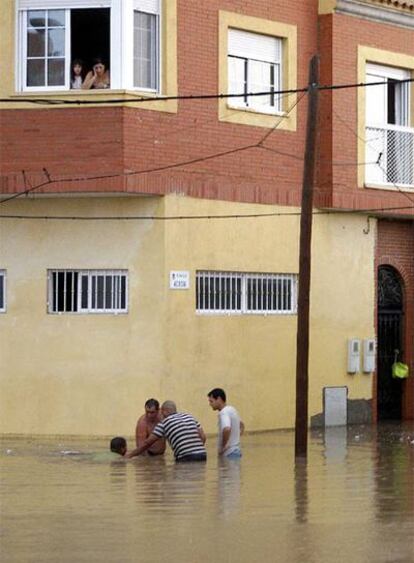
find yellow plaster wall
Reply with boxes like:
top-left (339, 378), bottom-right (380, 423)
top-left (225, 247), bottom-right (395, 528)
top-left (0, 194), bottom-right (375, 436)
top-left (161, 196), bottom-right (375, 433)
top-left (0, 196), bottom-right (168, 435)
top-left (0, 0), bottom-right (177, 112)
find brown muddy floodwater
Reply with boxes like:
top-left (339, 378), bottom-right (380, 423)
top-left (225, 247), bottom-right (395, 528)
top-left (1, 423), bottom-right (413, 563)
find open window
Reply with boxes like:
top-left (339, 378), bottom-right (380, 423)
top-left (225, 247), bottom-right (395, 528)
top-left (365, 63), bottom-right (413, 187)
top-left (18, 1), bottom-right (161, 92)
top-left (22, 7), bottom-right (110, 90)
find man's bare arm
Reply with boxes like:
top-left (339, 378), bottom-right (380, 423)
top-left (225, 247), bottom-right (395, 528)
top-left (240, 421), bottom-right (245, 435)
top-left (126, 433), bottom-right (159, 458)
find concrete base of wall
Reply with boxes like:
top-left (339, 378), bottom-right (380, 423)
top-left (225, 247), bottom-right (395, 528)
top-left (310, 398), bottom-right (373, 427)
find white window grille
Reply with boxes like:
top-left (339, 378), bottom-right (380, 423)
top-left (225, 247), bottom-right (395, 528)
top-left (228, 29), bottom-right (282, 114)
top-left (48, 269), bottom-right (128, 313)
top-left (365, 63), bottom-right (414, 188)
top-left (0, 270), bottom-right (6, 313)
top-left (17, 1), bottom-right (161, 92)
top-left (196, 271), bottom-right (297, 315)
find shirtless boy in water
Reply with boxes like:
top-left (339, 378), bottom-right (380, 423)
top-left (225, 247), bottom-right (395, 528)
top-left (135, 398), bottom-right (166, 456)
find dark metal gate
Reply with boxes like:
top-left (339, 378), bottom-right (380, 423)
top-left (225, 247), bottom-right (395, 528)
top-left (377, 267), bottom-right (404, 420)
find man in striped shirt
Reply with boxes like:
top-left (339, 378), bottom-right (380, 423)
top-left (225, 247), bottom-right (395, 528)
top-left (126, 401), bottom-right (207, 462)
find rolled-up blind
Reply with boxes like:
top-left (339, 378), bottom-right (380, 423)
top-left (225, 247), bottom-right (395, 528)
top-left (228, 28), bottom-right (281, 63)
top-left (134, 0), bottom-right (160, 15)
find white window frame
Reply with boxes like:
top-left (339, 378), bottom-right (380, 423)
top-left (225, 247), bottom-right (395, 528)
top-left (21, 8), bottom-right (70, 91)
top-left (196, 271), bottom-right (297, 315)
top-left (0, 270), bottom-right (6, 313)
top-left (16, 0), bottom-right (161, 93)
top-left (47, 269), bottom-right (128, 314)
top-left (365, 62), bottom-right (413, 188)
top-left (132, 0), bottom-right (161, 93)
top-left (365, 63), bottom-right (411, 128)
top-left (227, 28), bottom-right (283, 115)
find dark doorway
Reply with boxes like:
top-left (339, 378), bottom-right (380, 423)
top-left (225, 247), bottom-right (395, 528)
top-left (377, 266), bottom-right (404, 420)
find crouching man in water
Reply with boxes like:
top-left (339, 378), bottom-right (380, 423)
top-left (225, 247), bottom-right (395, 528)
top-left (126, 401), bottom-right (207, 462)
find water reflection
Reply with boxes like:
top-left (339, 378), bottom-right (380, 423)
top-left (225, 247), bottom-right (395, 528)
top-left (374, 422), bottom-right (414, 523)
top-left (217, 457), bottom-right (242, 518)
top-left (323, 426), bottom-right (347, 463)
top-left (1, 423), bottom-right (413, 563)
top-left (294, 457), bottom-right (308, 523)
top-left (131, 456), bottom-right (207, 517)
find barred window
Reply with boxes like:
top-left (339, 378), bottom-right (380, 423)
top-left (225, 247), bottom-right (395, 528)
top-left (48, 270), bottom-right (128, 314)
top-left (196, 271), bottom-right (297, 314)
top-left (0, 270), bottom-right (6, 313)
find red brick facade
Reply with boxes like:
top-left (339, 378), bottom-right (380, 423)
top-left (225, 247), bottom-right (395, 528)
top-left (317, 13), bottom-right (414, 216)
top-left (0, 3), bottom-right (413, 219)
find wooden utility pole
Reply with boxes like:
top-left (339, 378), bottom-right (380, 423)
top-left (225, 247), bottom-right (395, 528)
top-left (295, 55), bottom-right (320, 458)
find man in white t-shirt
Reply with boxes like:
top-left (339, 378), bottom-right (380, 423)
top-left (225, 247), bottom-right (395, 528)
top-left (207, 388), bottom-right (244, 458)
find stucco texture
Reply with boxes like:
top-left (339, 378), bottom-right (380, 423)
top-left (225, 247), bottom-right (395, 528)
top-left (0, 194), bottom-right (375, 435)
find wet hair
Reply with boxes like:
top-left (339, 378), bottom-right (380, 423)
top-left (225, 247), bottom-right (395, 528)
top-left (71, 58), bottom-right (85, 80)
top-left (207, 388), bottom-right (226, 402)
top-left (110, 436), bottom-right (127, 454)
top-left (145, 398), bottom-right (160, 410)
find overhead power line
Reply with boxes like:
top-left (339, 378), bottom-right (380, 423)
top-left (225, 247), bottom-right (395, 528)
top-left (1, 78), bottom-right (413, 106)
top-left (0, 205), bottom-right (413, 222)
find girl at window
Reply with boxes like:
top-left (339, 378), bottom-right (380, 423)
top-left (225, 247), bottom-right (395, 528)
top-left (71, 59), bottom-right (85, 89)
top-left (82, 58), bottom-right (110, 90)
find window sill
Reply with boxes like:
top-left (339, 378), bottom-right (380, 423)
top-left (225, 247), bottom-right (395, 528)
top-left (219, 99), bottom-right (297, 131)
top-left (364, 182), bottom-right (414, 192)
top-left (227, 103), bottom-right (286, 118)
top-left (6, 89), bottom-right (178, 113)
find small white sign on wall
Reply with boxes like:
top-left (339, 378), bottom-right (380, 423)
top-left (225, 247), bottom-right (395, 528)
top-left (169, 271), bottom-right (190, 290)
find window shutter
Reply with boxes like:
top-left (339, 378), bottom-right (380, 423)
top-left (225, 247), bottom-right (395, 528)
top-left (228, 29), bottom-right (281, 64)
top-left (18, 0), bottom-right (111, 8)
top-left (134, 0), bottom-right (160, 14)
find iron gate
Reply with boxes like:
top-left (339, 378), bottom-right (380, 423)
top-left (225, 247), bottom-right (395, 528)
top-left (377, 267), bottom-right (404, 420)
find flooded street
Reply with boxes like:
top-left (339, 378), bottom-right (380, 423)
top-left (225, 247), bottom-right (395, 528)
top-left (1, 423), bottom-right (413, 563)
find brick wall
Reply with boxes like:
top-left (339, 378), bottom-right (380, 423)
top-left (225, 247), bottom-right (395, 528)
top-left (1, 0), bottom-right (317, 202)
top-left (0, 1), bottom-right (413, 220)
top-left (317, 13), bottom-right (414, 216)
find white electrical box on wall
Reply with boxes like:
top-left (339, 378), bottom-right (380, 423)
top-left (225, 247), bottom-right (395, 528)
top-left (363, 338), bottom-right (376, 373)
top-left (347, 339), bottom-right (361, 374)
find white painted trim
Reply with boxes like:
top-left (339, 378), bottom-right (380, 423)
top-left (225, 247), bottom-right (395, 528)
top-left (16, 0), bottom-right (162, 92)
top-left (18, 0), bottom-right (111, 9)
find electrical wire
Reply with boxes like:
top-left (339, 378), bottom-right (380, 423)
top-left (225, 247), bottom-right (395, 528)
top-left (0, 205), bottom-right (413, 222)
top-left (1, 77), bottom-right (413, 105)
